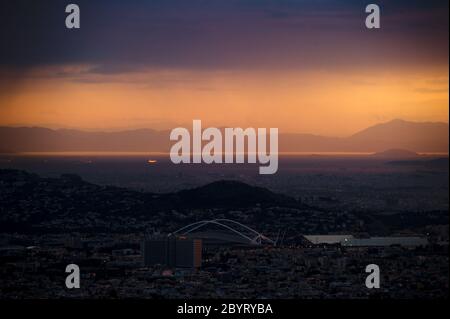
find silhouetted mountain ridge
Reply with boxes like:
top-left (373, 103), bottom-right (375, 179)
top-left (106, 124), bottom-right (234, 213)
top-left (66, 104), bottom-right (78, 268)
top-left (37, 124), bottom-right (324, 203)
top-left (0, 119), bottom-right (448, 152)
top-left (164, 180), bottom-right (298, 208)
top-left (0, 169), bottom-right (301, 230)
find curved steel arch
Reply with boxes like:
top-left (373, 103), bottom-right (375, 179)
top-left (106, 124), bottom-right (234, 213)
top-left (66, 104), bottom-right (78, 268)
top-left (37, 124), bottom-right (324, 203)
top-left (170, 219), bottom-right (275, 245)
top-left (213, 219), bottom-right (263, 236)
top-left (171, 220), bottom-right (212, 236)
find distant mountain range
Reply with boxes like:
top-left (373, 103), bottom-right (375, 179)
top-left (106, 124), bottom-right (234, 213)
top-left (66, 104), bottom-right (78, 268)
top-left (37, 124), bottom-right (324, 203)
top-left (0, 119), bottom-right (448, 153)
top-left (280, 119), bottom-right (448, 153)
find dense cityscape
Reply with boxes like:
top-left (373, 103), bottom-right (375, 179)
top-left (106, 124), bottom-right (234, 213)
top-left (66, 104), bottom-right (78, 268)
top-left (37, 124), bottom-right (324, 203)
top-left (0, 163), bottom-right (448, 299)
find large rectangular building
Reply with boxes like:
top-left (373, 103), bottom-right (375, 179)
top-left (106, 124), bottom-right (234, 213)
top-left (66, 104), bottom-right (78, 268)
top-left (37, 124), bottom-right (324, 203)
top-left (143, 237), bottom-right (202, 268)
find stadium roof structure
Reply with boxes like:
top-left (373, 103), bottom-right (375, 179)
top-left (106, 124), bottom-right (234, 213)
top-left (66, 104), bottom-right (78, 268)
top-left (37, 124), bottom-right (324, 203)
top-left (170, 219), bottom-right (276, 246)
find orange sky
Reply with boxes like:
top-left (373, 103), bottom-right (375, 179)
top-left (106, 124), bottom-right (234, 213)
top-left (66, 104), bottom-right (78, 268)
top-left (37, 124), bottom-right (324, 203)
top-left (0, 65), bottom-right (448, 136)
top-left (1, 1), bottom-right (448, 136)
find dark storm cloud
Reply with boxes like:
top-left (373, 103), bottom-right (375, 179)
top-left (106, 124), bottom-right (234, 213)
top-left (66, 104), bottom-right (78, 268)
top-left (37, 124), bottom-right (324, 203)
top-left (0, 0), bottom-right (448, 73)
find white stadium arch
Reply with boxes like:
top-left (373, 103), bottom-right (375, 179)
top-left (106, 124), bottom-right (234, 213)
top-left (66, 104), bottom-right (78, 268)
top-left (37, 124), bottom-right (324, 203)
top-left (170, 219), bottom-right (276, 246)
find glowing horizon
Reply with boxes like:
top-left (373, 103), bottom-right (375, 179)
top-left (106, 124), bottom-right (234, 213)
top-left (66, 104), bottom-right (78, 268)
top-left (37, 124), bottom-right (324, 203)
top-left (0, 65), bottom-right (447, 136)
top-left (0, 1), bottom-right (448, 136)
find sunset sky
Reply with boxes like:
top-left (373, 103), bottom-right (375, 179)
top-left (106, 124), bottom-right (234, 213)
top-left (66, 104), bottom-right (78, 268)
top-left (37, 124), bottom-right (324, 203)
top-left (0, 0), bottom-right (448, 136)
